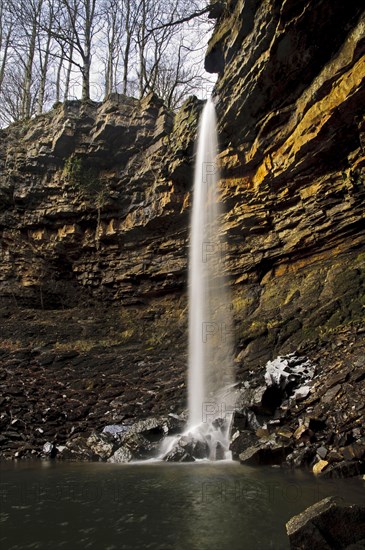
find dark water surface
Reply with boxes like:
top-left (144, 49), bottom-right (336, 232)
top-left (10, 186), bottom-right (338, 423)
top-left (1, 461), bottom-right (364, 550)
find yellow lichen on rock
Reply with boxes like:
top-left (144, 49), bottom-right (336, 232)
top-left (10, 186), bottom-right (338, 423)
top-left (313, 460), bottom-right (329, 475)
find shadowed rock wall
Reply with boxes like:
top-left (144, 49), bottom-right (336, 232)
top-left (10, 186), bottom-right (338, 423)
top-left (0, 93), bottom-right (202, 308)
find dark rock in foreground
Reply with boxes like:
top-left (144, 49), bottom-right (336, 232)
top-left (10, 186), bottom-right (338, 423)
top-left (42, 414), bottom-right (188, 463)
top-left (164, 434), bottom-right (209, 462)
top-left (228, 348), bottom-right (365, 477)
top-left (163, 444), bottom-right (195, 463)
top-left (163, 420), bottom-right (232, 462)
top-left (239, 441), bottom-right (293, 466)
top-left (286, 496), bottom-right (365, 549)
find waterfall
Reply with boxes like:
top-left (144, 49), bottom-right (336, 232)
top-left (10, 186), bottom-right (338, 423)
top-left (187, 97), bottom-right (235, 458)
top-left (161, 98), bottom-right (235, 462)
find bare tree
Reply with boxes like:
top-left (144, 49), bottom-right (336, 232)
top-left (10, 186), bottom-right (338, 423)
top-left (37, 0), bottom-right (58, 113)
top-left (101, 0), bottom-right (122, 96)
top-left (121, 0), bottom-right (139, 94)
top-left (63, 40), bottom-right (75, 100)
top-left (0, 0), bottom-right (215, 125)
top-left (154, 40), bottom-right (208, 109)
top-left (0, 67), bottom-right (24, 124)
top-left (49, 0), bottom-right (101, 100)
top-left (54, 43), bottom-right (65, 102)
top-left (136, 0), bottom-right (214, 107)
top-left (0, 4), bottom-right (15, 93)
top-left (7, 0), bottom-right (45, 118)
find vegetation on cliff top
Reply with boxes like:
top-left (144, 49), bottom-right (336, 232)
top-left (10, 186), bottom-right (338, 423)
top-left (0, 0), bottom-right (217, 126)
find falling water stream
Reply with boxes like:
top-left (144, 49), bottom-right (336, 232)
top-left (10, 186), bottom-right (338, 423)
top-left (185, 97), bottom-right (235, 459)
top-left (159, 98), bottom-right (235, 461)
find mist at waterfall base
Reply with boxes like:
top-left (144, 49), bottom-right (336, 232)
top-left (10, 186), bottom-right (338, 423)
top-left (161, 98), bottom-right (235, 461)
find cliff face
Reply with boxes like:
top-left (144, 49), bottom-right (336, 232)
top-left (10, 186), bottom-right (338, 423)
top-left (0, 94), bottom-right (199, 456)
top-left (0, 0), bottom-right (364, 459)
top-left (0, 93), bottom-right (201, 307)
top-left (206, 0), bottom-right (365, 366)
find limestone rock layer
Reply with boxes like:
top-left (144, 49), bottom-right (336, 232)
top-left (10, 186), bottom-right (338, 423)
top-left (0, 93), bottom-right (201, 307)
top-left (207, 0), bottom-right (365, 365)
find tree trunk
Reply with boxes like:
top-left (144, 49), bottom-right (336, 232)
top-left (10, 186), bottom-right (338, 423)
top-left (81, 55), bottom-right (90, 101)
top-left (122, 0), bottom-right (132, 95)
top-left (138, 0), bottom-right (147, 98)
top-left (82, 0), bottom-right (95, 101)
top-left (21, 24), bottom-right (37, 118)
top-left (64, 42), bottom-right (74, 100)
top-left (37, 32), bottom-right (52, 114)
top-left (105, 42), bottom-right (113, 97)
top-left (21, 0), bottom-right (43, 119)
top-left (0, 25), bottom-right (12, 93)
top-left (55, 51), bottom-right (64, 103)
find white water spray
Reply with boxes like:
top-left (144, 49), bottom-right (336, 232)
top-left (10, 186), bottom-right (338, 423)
top-left (160, 98), bottom-right (235, 462)
top-left (186, 97), bottom-right (235, 458)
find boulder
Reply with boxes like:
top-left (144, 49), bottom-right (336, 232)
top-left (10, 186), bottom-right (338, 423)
top-left (215, 442), bottom-right (225, 461)
top-left (86, 432), bottom-right (115, 460)
top-left (116, 432), bottom-right (153, 459)
top-left (230, 430), bottom-right (258, 460)
top-left (163, 433), bottom-right (210, 462)
top-left (341, 442), bottom-right (365, 462)
top-left (102, 424), bottom-right (130, 437)
top-left (128, 415), bottom-right (185, 442)
top-left (178, 434), bottom-right (209, 459)
top-left (163, 446), bottom-right (195, 463)
top-left (108, 447), bottom-right (133, 464)
top-left (239, 440), bottom-right (293, 466)
top-left (319, 461), bottom-right (365, 479)
top-left (286, 496), bottom-right (365, 549)
top-left (165, 413), bottom-right (186, 435)
top-left (65, 436), bottom-right (98, 460)
top-left (285, 446), bottom-right (317, 468)
top-left (237, 355), bottom-right (315, 417)
top-left (313, 459), bottom-right (329, 475)
top-left (264, 355), bottom-right (315, 397)
top-left (105, 432), bottom-right (154, 462)
top-left (231, 408), bottom-right (260, 432)
top-left (42, 441), bottom-right (58, 458)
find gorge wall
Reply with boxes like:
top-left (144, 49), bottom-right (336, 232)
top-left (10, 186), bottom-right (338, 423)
top-left (206, 0), bottom-right (365, 366)
top-left (0, 0), bottom-right (364, 458)
top-left (0, 93), bottom-right (199, 307)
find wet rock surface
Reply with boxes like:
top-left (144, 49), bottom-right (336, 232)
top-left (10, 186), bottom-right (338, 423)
top-left (163, 416), bottom-right (231, 463)
top-left (0, 306), bottom-right (364, 471)
top-left (286, 496), bottom-right (365, 549)
top-left (163, 435), bottom-right (208, 463)
top-left (230, 330), bottom-right (365, 476)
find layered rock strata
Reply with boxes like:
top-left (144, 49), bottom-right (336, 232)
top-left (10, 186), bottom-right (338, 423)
top-left (0, 93), bottom-right (201, 307)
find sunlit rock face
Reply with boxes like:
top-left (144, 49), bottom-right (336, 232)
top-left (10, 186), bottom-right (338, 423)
top-left (205, 0), bottom-right (365, 367)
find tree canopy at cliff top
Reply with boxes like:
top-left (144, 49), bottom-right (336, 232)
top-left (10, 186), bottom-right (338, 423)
top-left (0, 0), bottom-right (215, 126)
